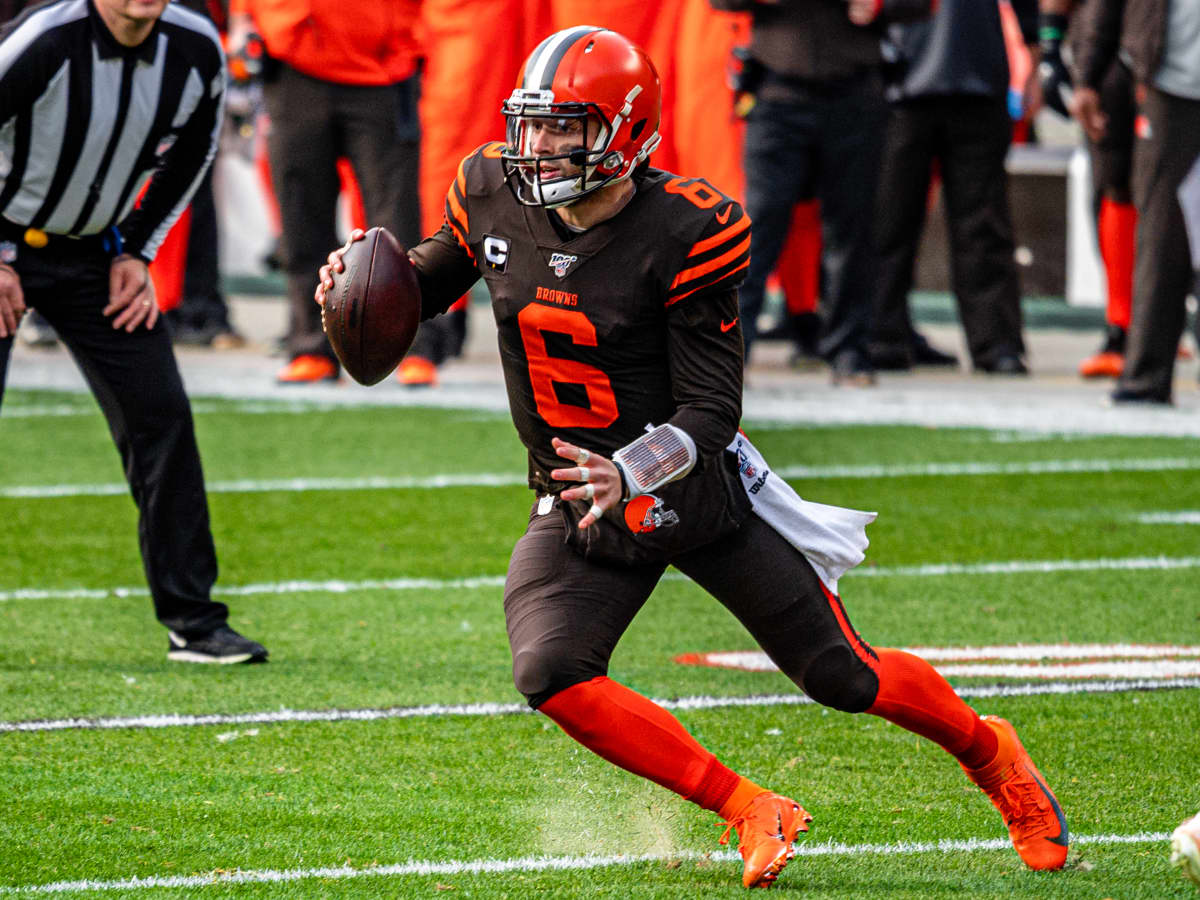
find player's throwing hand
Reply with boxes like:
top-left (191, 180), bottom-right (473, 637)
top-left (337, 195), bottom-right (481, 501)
top-left (550, 437), bottom-right (623, 529)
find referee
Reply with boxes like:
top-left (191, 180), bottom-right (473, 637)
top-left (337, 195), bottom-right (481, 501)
top-left (0, 0), bottom-right (267, 664)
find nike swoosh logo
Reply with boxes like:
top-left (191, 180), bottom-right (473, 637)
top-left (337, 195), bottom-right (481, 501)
top-left (715, 204), bottom-right (733, 225)
top-left (720, 317), bottom-right (738, 333)
top-left (1028, 766), bottom-right (1071, 846)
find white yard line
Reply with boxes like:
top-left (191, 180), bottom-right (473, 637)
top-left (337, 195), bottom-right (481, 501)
top-left (3, 456), bottom-right (1200, 499)
top-left (3, 554), bottom-right (1198, 604)
top-left (687, 651), bottom-right (1200, 679)
top-left (0, 831), bottom-right (1171, 895)
top-left (3, 678), bottom-right (1197, 734)
top-left (1137, 511), bottom-right (1200, 524)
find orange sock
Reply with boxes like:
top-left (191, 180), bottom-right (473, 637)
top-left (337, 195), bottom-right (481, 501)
top-left (866, 648), bottom-right (998, 769)
top-left (1098, 197), bottom-right (1136, 331)
top-left (718, 778), bottom-right (770, 820)
top-left (538, 676), bottom-right (744, 812)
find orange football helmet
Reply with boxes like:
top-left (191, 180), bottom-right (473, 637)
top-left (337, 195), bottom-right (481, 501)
top-left (501, 26), bottom-right (662, 208)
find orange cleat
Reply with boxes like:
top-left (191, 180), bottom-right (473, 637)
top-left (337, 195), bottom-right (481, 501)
top-left (719, 791), bottom-right (812, 888)
top-left (397, 355), bottom-right (437, 387)
top-left (962, 716), bottom-right (1069, 870)
top-left (1078, 350), bottom-right (1124, 378)
top-left (276, 354), bottom-right (338, 384)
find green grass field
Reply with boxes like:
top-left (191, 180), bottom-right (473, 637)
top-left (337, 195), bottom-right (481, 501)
top-left (2, 387), bottom-right (1199, 898)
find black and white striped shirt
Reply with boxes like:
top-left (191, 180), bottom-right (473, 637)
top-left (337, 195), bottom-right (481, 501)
top-left (0, 0), bottom-right (224, 261)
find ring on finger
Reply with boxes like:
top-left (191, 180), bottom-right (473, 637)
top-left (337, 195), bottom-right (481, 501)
top-left (588, 503), bottom-right (604, 520)
top-left (142, 300), bottom-right (151, 308)
top-left (575, 448), bottom-right (590, 465)
top-left (582, 483), bottom-right (595, 500)
top-left (578, 466), bottom-right (590, 483)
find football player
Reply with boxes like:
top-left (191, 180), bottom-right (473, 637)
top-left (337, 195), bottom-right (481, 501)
top-left (317, 26), bottom-right (1069, 888)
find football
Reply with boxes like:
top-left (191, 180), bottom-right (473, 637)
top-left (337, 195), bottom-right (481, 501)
top-left (322, 226), bottom-right (421, 385)
top-left (1172, 812), bottom-right (1200, 886)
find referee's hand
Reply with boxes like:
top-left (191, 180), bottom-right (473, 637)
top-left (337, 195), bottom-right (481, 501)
top-left (0, 264), bottom-right (25, 339)
top-left (105, 254), bottom-right (159, 332)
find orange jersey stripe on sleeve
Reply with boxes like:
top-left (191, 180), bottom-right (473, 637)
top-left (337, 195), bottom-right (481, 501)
top-left (669, 233), bottom-right (751, 293)
top-left (444, 178), bottom-right (473, 259)
top-left (687, 209), bottom-right (750, 257)
top-left (665, 259), bottom-right (750, 308)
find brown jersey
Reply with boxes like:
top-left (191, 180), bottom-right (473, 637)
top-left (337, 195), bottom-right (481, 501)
top-left (410, 142), bottom-right (751, 501)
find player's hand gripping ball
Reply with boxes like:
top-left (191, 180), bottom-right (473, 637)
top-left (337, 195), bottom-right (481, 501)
top-left (1171, 811), bottom-right (1200, 886)
top-left (322, 227), bottom-right (420, 385)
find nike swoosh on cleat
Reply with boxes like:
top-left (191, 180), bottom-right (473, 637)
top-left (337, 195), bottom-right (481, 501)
top-left (720, 317), bottom-right (738, 333)
top-left (1028, 766), bottom-right (1071, 846)
top-left (716, 203), bottom-right (732, 224)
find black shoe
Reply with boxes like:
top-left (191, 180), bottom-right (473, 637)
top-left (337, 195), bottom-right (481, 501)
top-left (1108, 387), bottom-right (1171, 406)
top-left (790, 312), bottom-right (822, 357)
top-left (910, 332), bottom-right (958, 367)
top-left (167, 626), bottom-right (269, 664)
top-left (831, 348), bottom-right (876, 386)
top-left (869, 344), bottom-right (913, 371)
top-left (977, 354), bottom-right (1029, 375)
top-left (1099, 324), bottom-right (1127, 356)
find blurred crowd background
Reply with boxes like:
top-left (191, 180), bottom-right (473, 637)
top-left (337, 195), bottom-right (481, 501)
top-left (7, 0), bottom-right (1199, 403)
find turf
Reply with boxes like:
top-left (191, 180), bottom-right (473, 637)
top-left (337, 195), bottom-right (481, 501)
top-left (1, 388), bottom-right (1198, 898)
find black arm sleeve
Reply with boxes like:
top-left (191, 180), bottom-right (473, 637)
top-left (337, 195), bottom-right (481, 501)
top-left (1073, 0), bottom-right (1125, 87)
top-left (665, 287), bottom-right (743, 456)
top-left (406, 224), bottom-right (482, 321)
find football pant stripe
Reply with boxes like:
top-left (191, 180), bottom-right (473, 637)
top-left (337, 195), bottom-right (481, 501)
top-left (817, 579), bottom-right (881, 669)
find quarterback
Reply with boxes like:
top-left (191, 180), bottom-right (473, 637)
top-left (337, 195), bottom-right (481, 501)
top-left (317, 27), bottom-right (1069, 889)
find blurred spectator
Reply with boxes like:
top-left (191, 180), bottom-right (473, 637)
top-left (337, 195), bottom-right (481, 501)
top-left (159, 166), bottom-right (246, 348)
top-left (399, 0), bottom-right (552, 387)
top-left (869, 0), bottom-right (1037, 375)
top-left (708, 0), bottom-right (934, 386)
top-left (1038, 0), bottom-right (1138, 379)
top-left (143, 0), bottom-right (243, 349)
top-left (1073, 0), bottom-right (1200, 404)
top-left (228, 0), bottom-right (421, 384)
top-left (673, 0), bottom-right (822, 365)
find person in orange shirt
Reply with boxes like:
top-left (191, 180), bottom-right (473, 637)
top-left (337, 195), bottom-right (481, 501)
top-left (401, 0), bottom-right (552, 387)
top-left (228, 0), bottom-right (421, 383)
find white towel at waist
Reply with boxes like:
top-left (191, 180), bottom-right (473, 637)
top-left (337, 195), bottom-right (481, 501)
top-left (728, 431), bottom-right (877, 594)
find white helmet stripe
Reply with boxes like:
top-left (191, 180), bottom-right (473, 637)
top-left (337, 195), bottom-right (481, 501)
top-left (525, 25), bottom-right (600, 91)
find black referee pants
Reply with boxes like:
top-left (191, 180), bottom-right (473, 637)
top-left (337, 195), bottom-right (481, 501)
top-left (0, 236), bottom-right (229, 636)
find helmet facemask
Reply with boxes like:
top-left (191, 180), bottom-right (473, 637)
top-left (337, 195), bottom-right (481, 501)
top-left (501, 89), bottom-right (625, 208)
